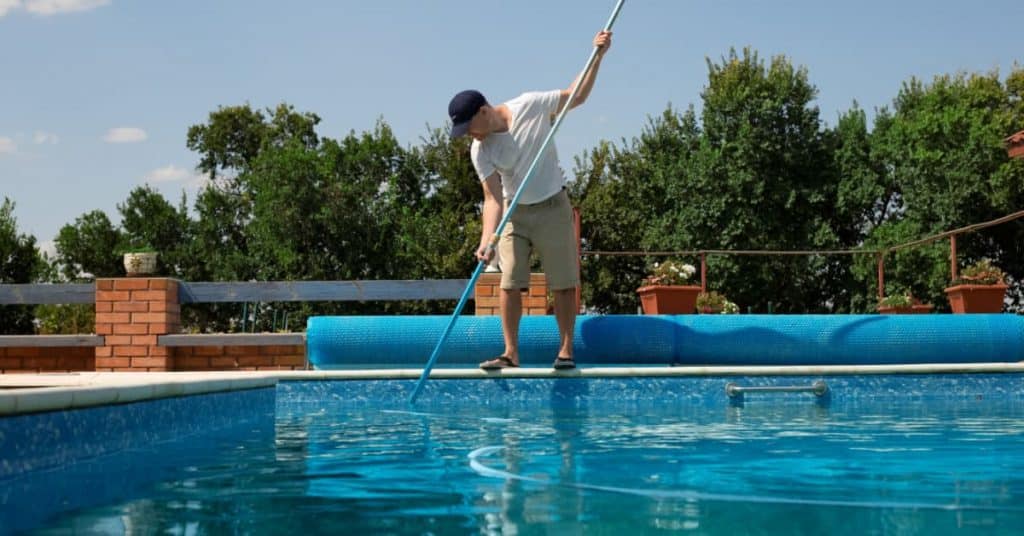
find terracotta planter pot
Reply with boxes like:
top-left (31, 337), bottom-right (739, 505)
top-left (1008, 132), bottom-right (1024, 159)
top-left (944, 284), bottom-right (1007, 313)
top-left (636, 285), bottom-right (701, 314)
top-left (1010, 143), bottom-right (1024, 159)
top-left (878, 304), bottom-right (933, 314)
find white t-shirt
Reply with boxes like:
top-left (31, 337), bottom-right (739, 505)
top-left (470, 90), bottom-right (566, 205)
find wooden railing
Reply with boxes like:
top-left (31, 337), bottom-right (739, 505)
top-left (0, 284), bottom-right (95, 304)
top-left (0, 280), bottom-right (469, 305)
top-left (0, 278), bottom-right (473, 373)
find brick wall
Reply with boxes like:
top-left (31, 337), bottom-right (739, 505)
top-left (2, 277), bottom-right (324, 373)
top-left (0, 346), bottom-right (95, 373)
top-left (172, 345), bottom-right (305, 371)
top-left (475, 273), bottom-right (550, 315)
top-left (94, 277), bottom-right (306, 371)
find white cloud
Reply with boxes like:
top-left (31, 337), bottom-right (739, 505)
top-left (0, 0), bottom-right (110, 16)
top-left (103, 127), bottom-right (147, 143)
top-left (143, 165), bottom-right (208, 188)
top-left (0, 136), bottom-right (16, 154)
top-left (33, 131), bottom-right (59, 144)
top-left (0, 0), bottom-right (22, 17)
top-left (24, 0), bottom-right (109, 16)
top-left (144, 165), bottom-right (189, 183)
top-left (37, 239), bottom-right (57, 258)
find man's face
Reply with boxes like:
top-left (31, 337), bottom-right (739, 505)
top-left (467, 107), bottom-right (490, 141)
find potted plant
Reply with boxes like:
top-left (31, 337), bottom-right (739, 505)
top-left (945, 259), bottom-right (1007, 313)
top-left (695, 291), bottom-right (739, 314)
top-left (122, 245), bottom-right (158, 277)
top-left (636, 259), bottom-right (700, 314)
top-left (877, 292), bottom-right (933, 314)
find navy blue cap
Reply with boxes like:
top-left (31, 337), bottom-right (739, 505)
top-left (448, 89), bottom-right (487, 137)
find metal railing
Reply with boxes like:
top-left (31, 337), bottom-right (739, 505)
top-left (725, 380), bottom-right (829, 398)
top-left (581, 209), bottom-right (1024, 299)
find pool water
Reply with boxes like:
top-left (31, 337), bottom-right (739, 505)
top-left (7, 377), bottom-right (1024, 534)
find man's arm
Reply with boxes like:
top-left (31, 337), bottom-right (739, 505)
top-left (476, 173), bottom-right (504, 262)
top-left (556, 31), bottom-right (612, 113)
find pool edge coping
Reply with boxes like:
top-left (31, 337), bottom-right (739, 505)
top-left (0, 373), bottom-right (277, 416)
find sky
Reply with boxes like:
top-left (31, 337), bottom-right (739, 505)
top-left (1, 0), bottom-right (1021, 253)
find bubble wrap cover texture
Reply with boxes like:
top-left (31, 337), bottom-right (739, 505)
top-left (306, 314), bottom-right (1024, 368)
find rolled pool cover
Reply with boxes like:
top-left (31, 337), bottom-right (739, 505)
top-left (306, 314), bottom-right (1024, 368)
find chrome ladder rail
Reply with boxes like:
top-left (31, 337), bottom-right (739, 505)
top-left (725, 380), bottom-right (829, 400)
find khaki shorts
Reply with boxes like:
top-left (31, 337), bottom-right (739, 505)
top-left (498, 189), bottom-right (579, 291)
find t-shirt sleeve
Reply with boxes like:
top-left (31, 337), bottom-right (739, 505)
top-left (531, 89), bottom-right (562, 116)
top-left (470, 141), bottom-right (495, 182)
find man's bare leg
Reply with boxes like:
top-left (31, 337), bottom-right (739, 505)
top-left (552, 288), bottom-right (577, 359)
top-left (500, 288), bottom-right (523, 364)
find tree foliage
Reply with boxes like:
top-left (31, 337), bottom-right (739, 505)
top-left (575, 49), bottom-right (852, 312)
top-left (177, 104), bottom-right (481, 329)
top-left (0, 198), bottom-right (44, 333)
top-left (852, 69), bottom-right (1024, 310)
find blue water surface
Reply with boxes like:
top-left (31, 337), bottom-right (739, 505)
top-left (3, 376), bottom-right (1024, 534)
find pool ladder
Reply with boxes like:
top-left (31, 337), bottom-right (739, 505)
top-left (725, 380), bottom-right (829, 405)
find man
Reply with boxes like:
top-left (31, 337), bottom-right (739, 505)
top-left (447, 30), bottom-right (612, 370)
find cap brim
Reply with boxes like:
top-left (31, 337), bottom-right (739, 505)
top-left (450, 120), bottom-right (470, 138)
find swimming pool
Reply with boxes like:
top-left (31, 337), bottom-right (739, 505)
top-left (3, 371), bottom-right (1024, 534)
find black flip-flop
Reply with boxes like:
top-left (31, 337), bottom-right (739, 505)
top-left (553, 357), bottom-right (576, 370)
top-left (480, 356), bottom-right (519, 370)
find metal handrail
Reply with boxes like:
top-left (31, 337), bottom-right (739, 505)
top-left (579, 208), bottom-right (1024, 299)
top-left (725, 380), bottom-right (828, 398)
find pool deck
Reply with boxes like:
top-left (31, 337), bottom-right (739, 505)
top-left (2, 363), bottom-right (1024, 416)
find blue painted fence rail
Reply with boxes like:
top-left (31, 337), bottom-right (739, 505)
top-left (0, 280), bottom-right (469, 305)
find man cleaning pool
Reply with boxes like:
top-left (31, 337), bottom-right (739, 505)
top-left (446, 30), bottom-right (612, 370)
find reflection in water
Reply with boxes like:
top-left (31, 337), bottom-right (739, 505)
top-left (14, 396), bottom-right (1024, 535)
top-left (471, 398), bottom-right (591, 535)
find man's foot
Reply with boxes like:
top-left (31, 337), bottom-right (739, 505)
top-left (553, 357), bottom-right (576, 370)
top-left (480, 355), bottom-right (519, 370)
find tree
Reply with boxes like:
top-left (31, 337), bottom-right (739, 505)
top-left (54, 210), bottom-right (124, 280)
top-left (180, 104), bottom-right (485, 328)
top-left (0, 198), bottom-right (44, 333)
top-left (394, 127), bottom-right (481, 312)
top-left (185, 103), bottom-right (323, 284)
top-left (186, 103), bottom-right (319, 181)
top-left (573, 49), bottom-right (846, 312)
top-left (695, 49), bottom-right (844, 312)
top-left (571, 133), bottom-right (678, 313)
top-left (855, 67), bottom-right (1024, 310)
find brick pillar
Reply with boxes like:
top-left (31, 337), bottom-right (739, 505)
top-left (475, 273), bottom-right (549, 315)
top-left (95, 278), bottom-right (180, 371)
